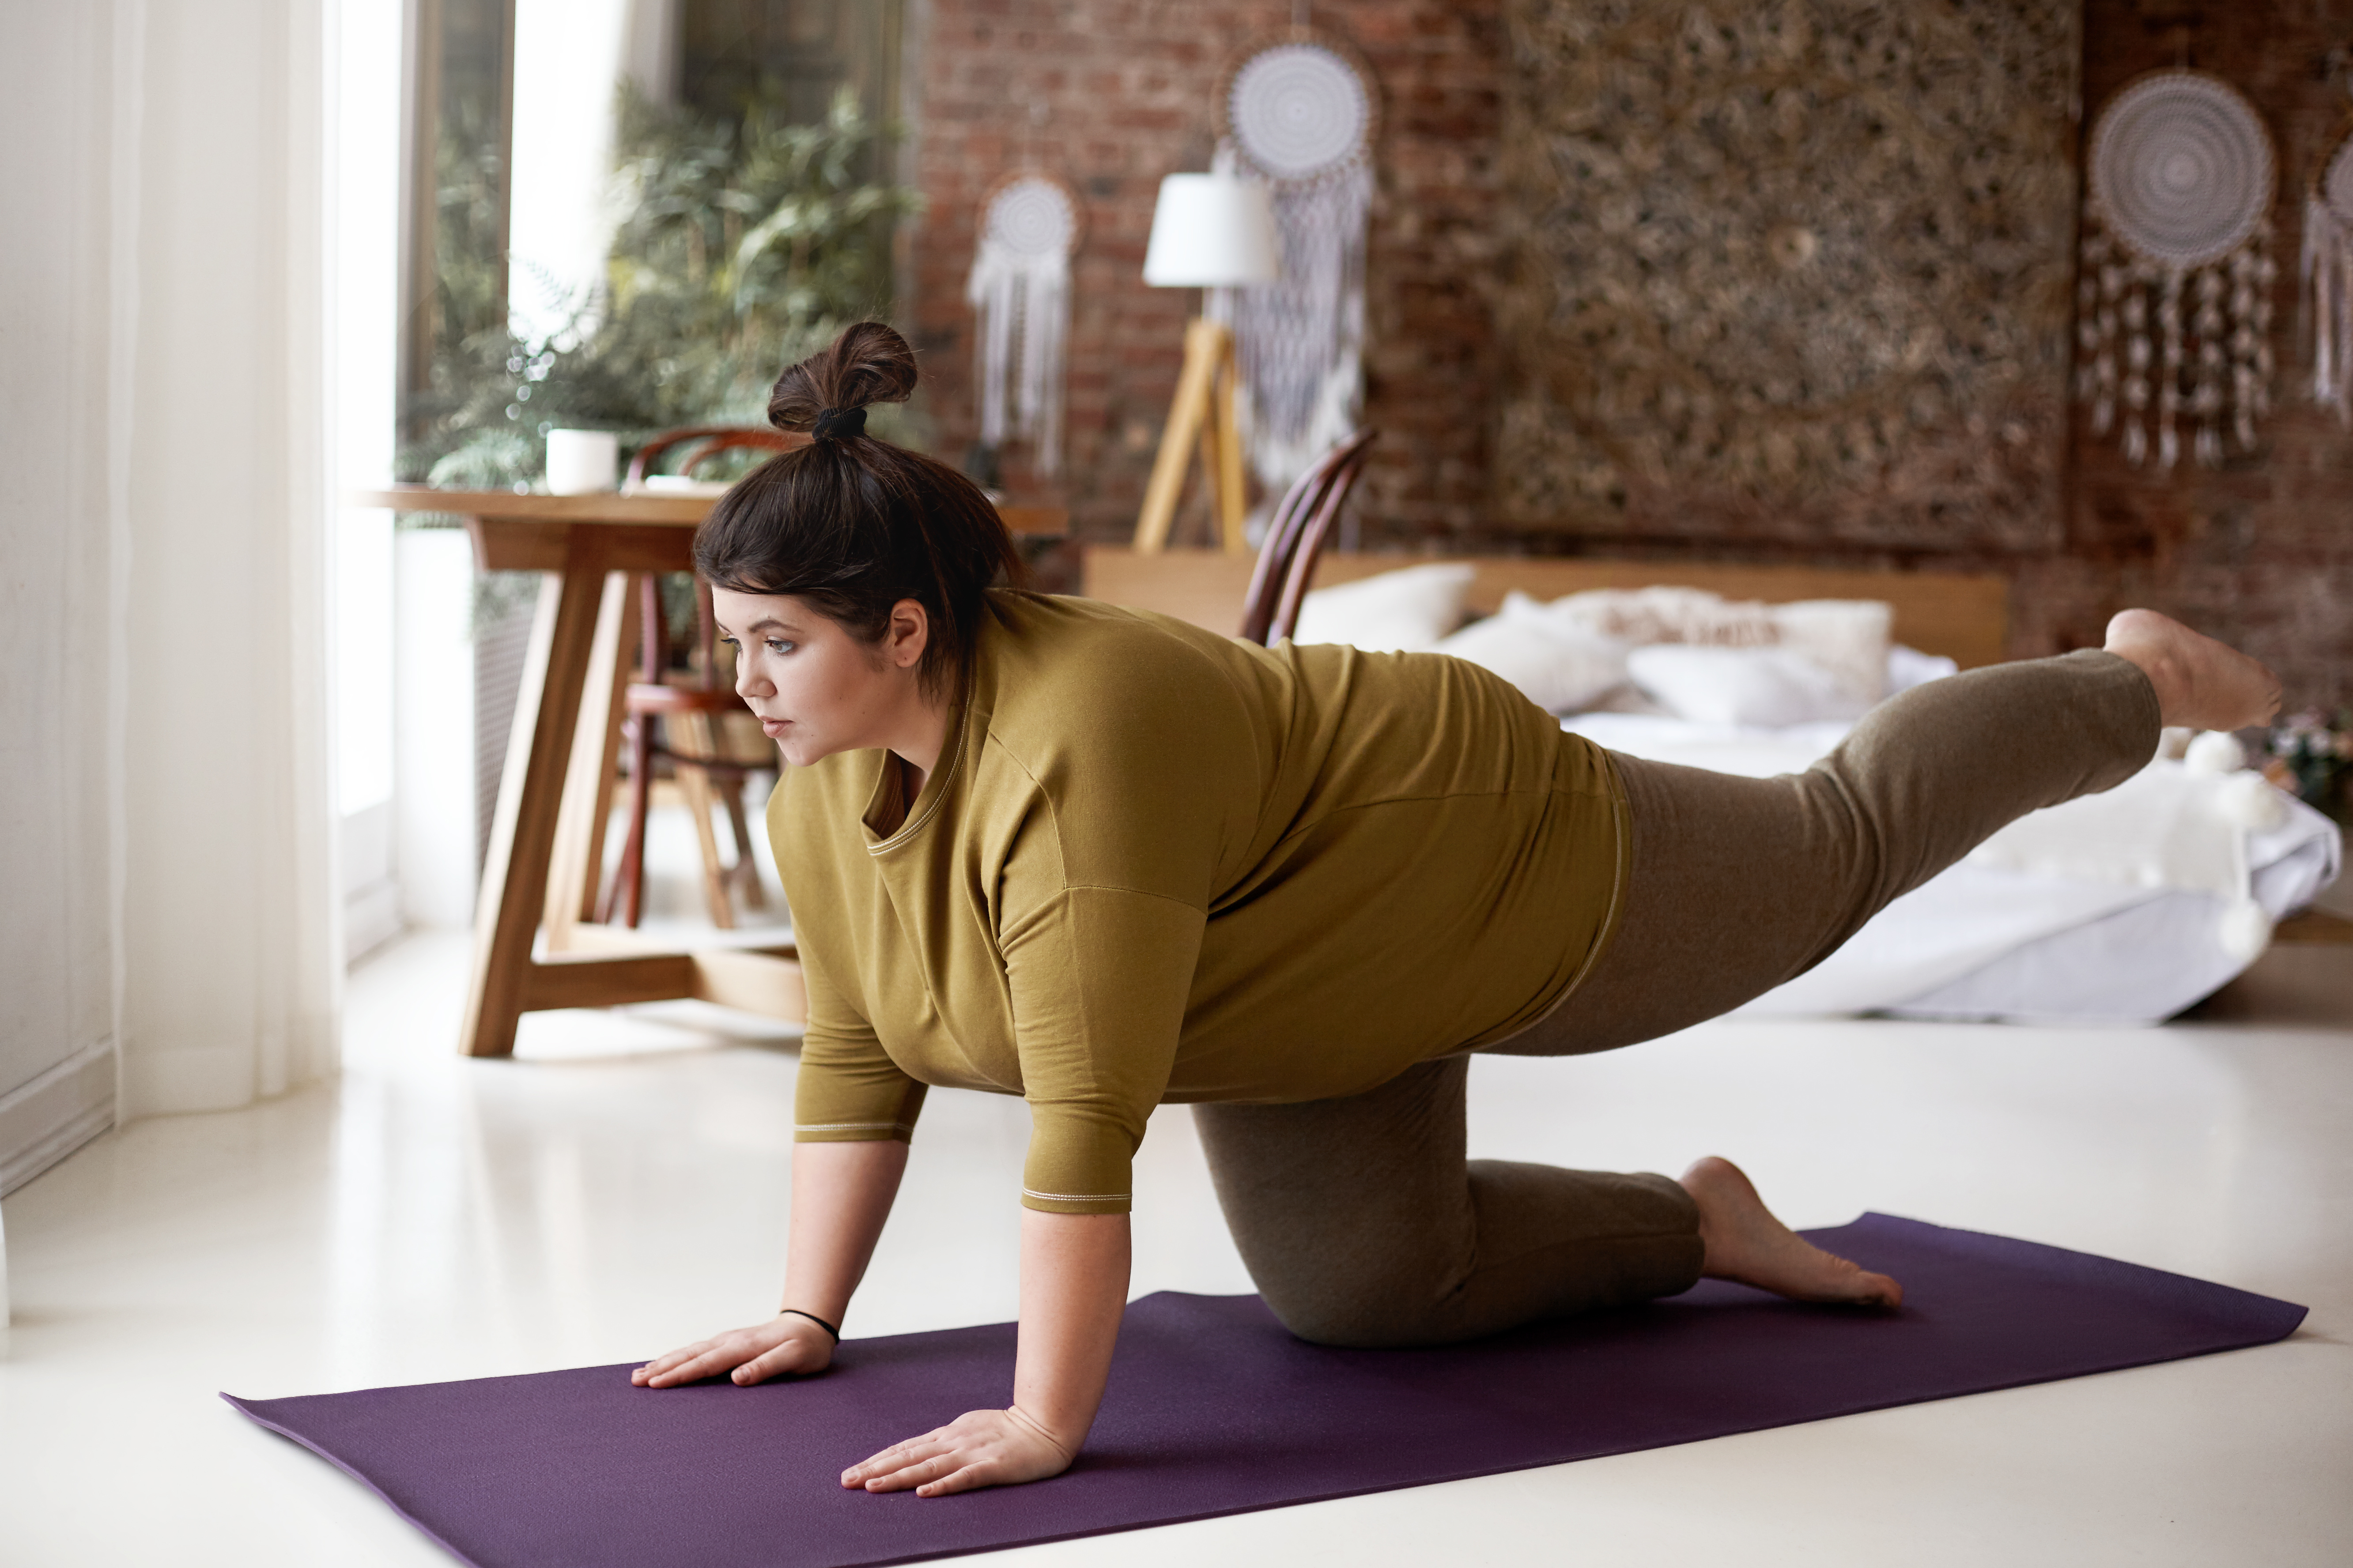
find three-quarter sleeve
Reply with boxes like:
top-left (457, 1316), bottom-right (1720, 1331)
top-left (792, 947), bottom-right (928, 1144)
top-left (998, 834), bottom-right (1207, 1215)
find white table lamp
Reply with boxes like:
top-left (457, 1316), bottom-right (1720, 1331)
top-left (1135, 174), bottom-right (1279, 554)
top-left (1142, 174), bottom-right (1279, 287)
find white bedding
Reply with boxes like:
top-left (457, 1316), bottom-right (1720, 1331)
top-left (1562, 710), bottom-right (2344, 1025)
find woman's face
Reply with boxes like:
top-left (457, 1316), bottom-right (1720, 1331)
top-left (712, 588), bottom-right (929, 769)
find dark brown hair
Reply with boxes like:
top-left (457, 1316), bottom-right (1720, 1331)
top-left (695, 321), bottom-right (1027, 698)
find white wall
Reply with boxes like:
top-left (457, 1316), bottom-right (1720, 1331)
top-left (0, 0), bottom-right (341, 1185)
top-left (0, 4), bottom-right (127, 1195)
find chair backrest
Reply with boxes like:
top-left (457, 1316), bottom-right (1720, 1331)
top-left (638, 573), bottom-right (732, 692)
top-left (630, 427), bottom-right (804, 693)
top-left (625, 426), bottom-right (803, 489)
top-left (1236, 428), bottom-right (1378, 646)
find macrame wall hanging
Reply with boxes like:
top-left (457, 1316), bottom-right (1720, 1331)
top-left (2301, 120), bottom-right (2353, 425)
top-left (966, 173), bottom-right (1082, 477)
top-left (2077, 70), bottom-right (2277, 469)
top-left (1216, 33), bottom-right (1377, 490)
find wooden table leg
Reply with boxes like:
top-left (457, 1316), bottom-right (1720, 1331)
top-left (460, 538), bottom-right (610, 1057)
top-left (542, 571), bottom-right (634, 951)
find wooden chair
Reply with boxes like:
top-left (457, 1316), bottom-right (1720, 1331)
top-left (1237, 428), bottom-right (1378, 646)
top-left (597, 577), bottom-right (773, 929)
top-left (598, 427), bottom-right (799, 929)
top-left (623, 426), bottom-right (797, 489)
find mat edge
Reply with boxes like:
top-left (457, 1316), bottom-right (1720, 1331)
top-left (1833, 1212), bottom-right (2310, 1334)
top-left (222, 1393), bottom-right (484, 1568)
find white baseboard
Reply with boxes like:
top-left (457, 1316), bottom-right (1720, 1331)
top-left (118, 1041), bottom-right (265, 1120)
top-left (0, 1041), bottom-right (117, 1197)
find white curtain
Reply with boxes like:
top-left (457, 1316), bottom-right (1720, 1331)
top-left (0, 0), bottom-right (338, 1184)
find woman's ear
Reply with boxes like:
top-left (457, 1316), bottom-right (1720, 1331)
top-left (886, 599), bottom-right (930, 671)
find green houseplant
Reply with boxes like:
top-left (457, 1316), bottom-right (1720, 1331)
top-left (402, 82), bottom-right (921, 490)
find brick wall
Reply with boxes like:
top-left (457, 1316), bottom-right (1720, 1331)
top-left (907, 0), bottom-right (1503, 558)
top-left (906, 0), bottom-right (2353, 707)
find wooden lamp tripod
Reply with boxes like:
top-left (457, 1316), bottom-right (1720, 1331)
top-left (1132, 173), bottom-right (1280, 554)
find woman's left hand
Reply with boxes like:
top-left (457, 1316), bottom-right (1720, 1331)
top-left (841, 1406), bottom-right (1074, 1496)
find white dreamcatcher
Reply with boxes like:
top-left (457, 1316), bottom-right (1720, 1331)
top-left (1217, 34), bottom-right (1377, 491)
top-left (2076, 71), bottom-right (2277, 469)
top-left (2302, 121), bottom-right (2353, 424)
top-left (966, 173), bottom-right (1082, 477)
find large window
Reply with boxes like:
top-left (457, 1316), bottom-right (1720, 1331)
top-left (333, 0), bottom-right (910, 959)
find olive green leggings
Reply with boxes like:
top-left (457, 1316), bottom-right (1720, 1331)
top-left (1192, 650), bottom-right (2161, 1348)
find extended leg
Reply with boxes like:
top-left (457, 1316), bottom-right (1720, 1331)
top-left (1502, 647), bottom-right (2168, 1056)
top-left (1507, 615), bottom-right (2277, 1055)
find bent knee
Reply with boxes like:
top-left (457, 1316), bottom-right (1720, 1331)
top-left (1258, 1284), bottom-right (1469, 1350)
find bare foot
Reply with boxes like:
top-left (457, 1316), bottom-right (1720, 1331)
top-left (1678, 1156), bottom-right (1902, 1309)
top-left (2104, 609), bottom-right (2282, 731)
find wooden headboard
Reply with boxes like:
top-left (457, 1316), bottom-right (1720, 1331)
top-left (1081, 546), bottom-right (2011, 670)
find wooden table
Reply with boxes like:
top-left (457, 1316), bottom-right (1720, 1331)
top-left (357, 486), bottom-right (1069, 1056)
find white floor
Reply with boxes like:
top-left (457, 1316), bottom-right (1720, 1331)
top-left (4, 919), bottom-right (2349, 1564)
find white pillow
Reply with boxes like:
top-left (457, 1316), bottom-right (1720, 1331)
top-left (1886, 643), bottom-right (1958, 693)
top-left (1435, 600), bottom-right (1628, 712)
top-left (1543, 587), bottom-right (1891, 707)
top-left (1292, 563), bottom-right (1476, 653)
top-left (1626, 644), bottom-right (1870, 728)
top-left (1545, 586), bottom-right (1767, 648)
top-left (1768, 599), bottom-right (1894, 707)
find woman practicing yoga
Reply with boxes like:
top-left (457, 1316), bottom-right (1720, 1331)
top-left (631, 323), bottom-right (2283, 1496)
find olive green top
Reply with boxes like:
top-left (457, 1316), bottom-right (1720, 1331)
top-left (775, 591), bottom-right (1628, 1214)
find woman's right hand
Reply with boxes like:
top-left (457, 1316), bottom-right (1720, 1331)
top-left (631, 1313), bottom-right (835, 1389)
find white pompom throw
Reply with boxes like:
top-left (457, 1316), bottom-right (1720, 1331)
top-left (2183, 728), bottom-right (2248, 776)
top-left (2217, 897), bottom-right (2275, 962)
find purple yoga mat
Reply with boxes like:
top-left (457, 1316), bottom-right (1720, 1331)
top-left (226, 1214), bottom-right (2304, 1568)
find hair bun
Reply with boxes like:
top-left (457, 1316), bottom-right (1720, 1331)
top-left (769, 321), bottom-right (919, 433)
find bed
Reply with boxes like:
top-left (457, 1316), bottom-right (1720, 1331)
top-left (1082, 546), bottom-right (2344, 1026)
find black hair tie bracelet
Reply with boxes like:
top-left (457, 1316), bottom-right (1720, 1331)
top-left (779, 1307), bottom-right (840, 1342)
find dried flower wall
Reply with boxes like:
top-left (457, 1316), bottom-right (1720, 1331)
top-left (1494, 0), bottom-right (2081, 550)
